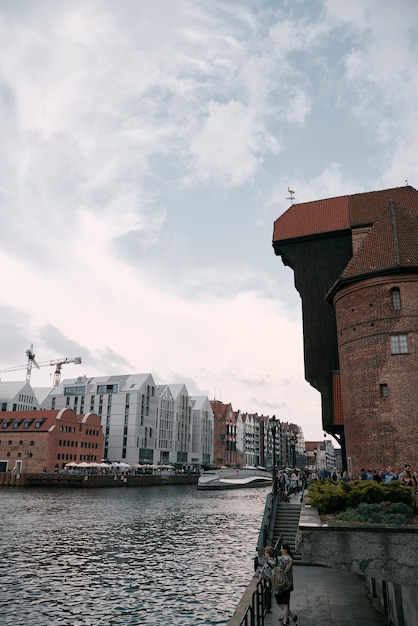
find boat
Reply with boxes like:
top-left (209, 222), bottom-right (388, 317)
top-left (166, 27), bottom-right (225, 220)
top-left (197, 466), bottom-right (272, 490)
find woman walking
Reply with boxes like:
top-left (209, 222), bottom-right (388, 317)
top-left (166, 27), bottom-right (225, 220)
top-left (275, 543), bottom-right (298, 624)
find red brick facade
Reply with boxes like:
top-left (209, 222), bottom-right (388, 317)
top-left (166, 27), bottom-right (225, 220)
top-left (333, 275), bottom-right (417, 476)
top-left (0, 408), bottom-right (104, 473)
top-left (273, 186), bottom-right (418, 476)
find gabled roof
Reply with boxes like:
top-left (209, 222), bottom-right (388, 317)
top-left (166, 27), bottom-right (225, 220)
top-left (0, 408), bottom-right (98, 432)
top-left (273, 185), bottom-right (418, 243)
top-left (326, 201), bottom-right (418, 301)
top-left (0, 410), bottom-right (61, 432)
top-left (167, 383), bottom-right (188, 399)
top-left (190, 395), bottom-right (210, 410)
top-left (0, 380), bottom-right (34, 400)
top-left (341, 201), bottom-right (418, 279)
top-left (273, 195), bottom-right (350, 241)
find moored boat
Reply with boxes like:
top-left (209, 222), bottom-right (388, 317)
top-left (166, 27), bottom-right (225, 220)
top-left (197, 466), bottom-right (272, 490)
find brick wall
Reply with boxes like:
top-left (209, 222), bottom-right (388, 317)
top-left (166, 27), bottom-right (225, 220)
top-left (333, 274), bottom-right (418, 477)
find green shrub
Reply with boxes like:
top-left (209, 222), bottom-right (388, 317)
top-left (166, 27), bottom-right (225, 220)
top-left (385, 502), bottom-right (415, 519)
top-left (306, 479), bottom-right (414, 515)
top-left (384, 513), bottom-right (410, 525)
top-left (334, 502), bottom-right (414, 525)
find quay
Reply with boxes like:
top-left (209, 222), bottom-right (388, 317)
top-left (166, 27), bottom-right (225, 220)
top-left (230, 561), bottom-right (384, 626)
top-left (0, 471), bottom-right (198, 488)
top-left (229, 490), bottom-right (418, 626)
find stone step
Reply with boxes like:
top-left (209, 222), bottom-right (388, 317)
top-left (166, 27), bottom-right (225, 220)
top-left (273, 502), bottom-right (302, 560)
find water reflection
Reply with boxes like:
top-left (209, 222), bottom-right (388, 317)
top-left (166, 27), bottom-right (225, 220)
top-left (1, 485), bottom-right (269, 625)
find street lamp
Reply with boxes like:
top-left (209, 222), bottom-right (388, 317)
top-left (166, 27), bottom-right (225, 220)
top-left (270, 415), bottom-right (279, 495)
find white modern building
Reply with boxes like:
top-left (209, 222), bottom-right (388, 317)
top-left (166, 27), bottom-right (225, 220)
top-left (0, 381), bottom-right (39, 412)
top-left (40, 374), bottom-right (213, 468)
top-left (190, 395), bottom-right (213, 467)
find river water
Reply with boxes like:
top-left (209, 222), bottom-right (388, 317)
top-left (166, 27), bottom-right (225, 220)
top-left (1, 485), bottom-right (269, 626)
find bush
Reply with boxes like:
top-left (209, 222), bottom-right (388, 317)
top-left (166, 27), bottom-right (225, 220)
top-left (335, 502), bottom-right (414, 525)
top-left (306, 479), bottom-right (415, 515)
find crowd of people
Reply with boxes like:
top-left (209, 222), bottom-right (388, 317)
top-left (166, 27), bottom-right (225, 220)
top-left (257, 461), bottom-right (416, 622)
top-left (276, 463), bottom-right (417, 497)
top-left (270, 463), bottom-right (418, 514)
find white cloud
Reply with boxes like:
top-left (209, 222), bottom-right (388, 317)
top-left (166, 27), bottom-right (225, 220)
top-left (1, 0), bottom-right (417, 443)
top-left (189, 100), bottom-right (279, 185)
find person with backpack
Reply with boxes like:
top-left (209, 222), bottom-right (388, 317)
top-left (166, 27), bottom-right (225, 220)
top-left (273, 543), bottom-right (298, 624)
top-left (258, 545), bottom-right (276, 614)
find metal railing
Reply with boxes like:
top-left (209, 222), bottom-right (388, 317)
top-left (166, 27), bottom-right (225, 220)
top-left (229, 492), bottom-right (282, 626)
top-left (238, 579), bottom-right (265, 626)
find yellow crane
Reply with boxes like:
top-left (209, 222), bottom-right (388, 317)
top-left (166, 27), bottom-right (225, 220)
top-left (0, 345), bottom-right (82, 387)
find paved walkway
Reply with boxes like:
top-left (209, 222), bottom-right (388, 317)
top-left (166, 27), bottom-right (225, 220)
top-left (263, 564), bottom-right (386, 626)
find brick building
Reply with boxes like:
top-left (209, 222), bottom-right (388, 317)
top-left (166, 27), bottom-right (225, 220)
top-left (210, 400), bottom-right (237, 466)
top-left (0, 408), bottom-right (104, 473)
top-left (272, 185), bottom-right (418, 477)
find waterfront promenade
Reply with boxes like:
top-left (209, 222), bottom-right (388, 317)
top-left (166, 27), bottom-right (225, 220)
top-left (265, 491), bottom-right (385, 625)
top-left (229, 490), bottom-right (386, 626)
top-left (263, 564), bottom-right (385, 626)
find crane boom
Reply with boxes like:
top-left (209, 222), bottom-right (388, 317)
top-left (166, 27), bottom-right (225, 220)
top-left (0, 347), bottom-right (82, 386)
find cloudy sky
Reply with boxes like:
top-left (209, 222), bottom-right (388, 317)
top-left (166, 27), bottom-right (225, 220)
top-left (0, 0), bottom-right (417, 441)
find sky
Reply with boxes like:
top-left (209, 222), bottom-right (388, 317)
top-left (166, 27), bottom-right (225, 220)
top-left (0, 0), bottom-right (417, 441)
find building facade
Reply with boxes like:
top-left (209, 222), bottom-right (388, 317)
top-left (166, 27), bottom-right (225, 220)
top-left (41, 374), bottom-right (213, 468)
top-left (0, 408), bottom-right (103, 473)
top-left (273, 185), bottom-right (418, 476)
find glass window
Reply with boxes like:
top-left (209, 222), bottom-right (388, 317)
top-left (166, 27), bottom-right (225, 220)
top-left (391, 288), bottom-right (401, 310)
top-left (380, 384), bottom-right (389, 398)
top-left (64, 386), bottom-right (86, 396)
top-left (390, 334), bottom-right (408, 354)
top-left (97, 384), bottom-right (118, 394)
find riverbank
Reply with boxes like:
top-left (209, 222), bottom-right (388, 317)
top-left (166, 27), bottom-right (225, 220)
top-left (0, 472), bottom-right (198, 488)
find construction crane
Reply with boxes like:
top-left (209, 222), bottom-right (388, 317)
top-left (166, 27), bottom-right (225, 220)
top-left (0, 345), bottom-right (82, 387)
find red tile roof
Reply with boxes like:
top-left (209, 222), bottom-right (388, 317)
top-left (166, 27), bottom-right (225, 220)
top-left (349, 185), bottom-right (418, 227)
top-left (341, 201), bottom-right (418, 279)
top-left (273, 185), bottom-right (418, 242)
top-left (0, 410), bottom-right (59, 431)
top-left (273, 195), bottom-right (350, 241)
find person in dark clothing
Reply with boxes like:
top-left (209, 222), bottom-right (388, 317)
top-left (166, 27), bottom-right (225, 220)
top-left (259, 545), bottom-right (276, 613)
top-left (275, 543), bottom-right (298, 624)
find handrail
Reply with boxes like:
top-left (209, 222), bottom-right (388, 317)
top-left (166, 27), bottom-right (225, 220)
top-left (229, 491), bottom-right (281, 626)
top-left (238, 579), bottom-right (265, 626)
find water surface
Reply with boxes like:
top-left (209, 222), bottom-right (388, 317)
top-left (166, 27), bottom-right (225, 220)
top-left (1, 485), bottom-right (269, 625)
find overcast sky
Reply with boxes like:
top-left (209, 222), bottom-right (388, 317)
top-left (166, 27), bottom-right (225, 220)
top-left (0, 0), bottom-right (417, 441)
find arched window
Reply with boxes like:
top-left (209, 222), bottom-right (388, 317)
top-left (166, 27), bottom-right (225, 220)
top-left (391, 287), bottom-right (401, 310)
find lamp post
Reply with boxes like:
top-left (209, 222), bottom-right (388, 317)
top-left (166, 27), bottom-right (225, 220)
top-left (270, 415), bottom-right (278, 495)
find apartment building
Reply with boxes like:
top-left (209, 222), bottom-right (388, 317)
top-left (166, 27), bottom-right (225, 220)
top-left (42, 374), bottom-right (213, 468)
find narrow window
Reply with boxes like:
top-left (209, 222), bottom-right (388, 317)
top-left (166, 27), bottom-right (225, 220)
top-left (380, 384), bottom-right (389, 398)
top-left (390, 334), bottom-right (408, 354)
top-left (391, 287), bottom-right (401, 310)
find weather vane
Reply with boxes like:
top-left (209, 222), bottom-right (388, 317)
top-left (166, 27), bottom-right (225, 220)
top-left (287, 187), bottom-right (296, 205)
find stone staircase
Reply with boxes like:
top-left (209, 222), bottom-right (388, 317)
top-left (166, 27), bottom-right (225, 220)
top-left (273, 499), bottom-right (302, 561)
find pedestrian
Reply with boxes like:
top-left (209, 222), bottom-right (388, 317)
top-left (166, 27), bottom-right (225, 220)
top-left (398, 463), bottom-right (411, 481)
top-left (401, 469), bottom-right (417, 490)
top-left (259, 545), bottom-right (276, 614)
top-left (275, 543), bottom-right (298, 625)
